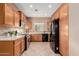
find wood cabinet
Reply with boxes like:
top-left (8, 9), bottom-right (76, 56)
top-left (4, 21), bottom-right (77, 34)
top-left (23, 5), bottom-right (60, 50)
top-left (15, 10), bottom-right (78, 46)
top-left (19, 11), bottom-right (32, 30)
top-left (0, 41), bottom-right (14, 56)
top-left (14, 11), bottom-right (20, 27)
top-left (14, 37), bottom-right (25, 56)
top-left (25, 19), bottom-right (32, 30)
top-left (0, 3), bottom-right (20, 27)
top-left (0, 4), bottom-right (4, 25)
top-left (31, 34), bottom-right (42, 42)
top-left (51, 3), bottom-right (69, 56)
top-left (20, 37), bottom-right (25, 53)
top-left (5, 4), bottom-right (14, 26)
top-left (14, 39), bottom-right (21, 56)
top-left (52, 10), bottom-right (59, 20)
top-left (19, 11), bottom-right (27, 28)
top-left (0, 36), bottom-right (25, 56)
top-left (59, 4), bottom-right (69, 56)
top-left (19, 11), bottom-right (26, 22)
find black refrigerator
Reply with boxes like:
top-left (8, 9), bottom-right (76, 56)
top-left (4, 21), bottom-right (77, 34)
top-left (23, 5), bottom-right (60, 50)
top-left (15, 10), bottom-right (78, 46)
top-left (50, 18), bottom-right (59, 53)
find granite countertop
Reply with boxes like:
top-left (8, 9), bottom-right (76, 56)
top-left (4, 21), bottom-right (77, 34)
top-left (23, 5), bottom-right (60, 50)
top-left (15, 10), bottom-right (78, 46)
top-left (25, 31), bottom-right (50, 34)
top-left (0, 31), bottom-right (50, 41)
top-left (0, 35), bottom-right (25, 41)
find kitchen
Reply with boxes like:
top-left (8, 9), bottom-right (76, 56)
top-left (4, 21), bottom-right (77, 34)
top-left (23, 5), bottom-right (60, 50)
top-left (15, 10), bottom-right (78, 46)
top-left (0, 3), bottom-right (69, 56)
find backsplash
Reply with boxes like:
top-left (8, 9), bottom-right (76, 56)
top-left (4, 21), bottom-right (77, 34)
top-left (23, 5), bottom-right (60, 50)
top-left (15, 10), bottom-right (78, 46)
top-left (0, 27), bottom-right (26, 35)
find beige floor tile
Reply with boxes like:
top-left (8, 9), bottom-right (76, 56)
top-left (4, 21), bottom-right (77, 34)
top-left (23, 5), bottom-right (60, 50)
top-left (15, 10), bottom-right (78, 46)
top-left (22, 42), bottom-right (60, 56)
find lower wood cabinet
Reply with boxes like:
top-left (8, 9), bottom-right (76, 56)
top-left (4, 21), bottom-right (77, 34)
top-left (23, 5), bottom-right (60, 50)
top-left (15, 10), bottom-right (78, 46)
top-left (14, 39), bottom-right (21, 56)
top-left (31, 34), bottom-right (50, 42)
top-left (0, 41), bottom-right (14, 56)
top-left (0, 36), bottom-right (25, 56)
top-left (14, 37), bottom-right (25, 56)
top-left (31, 34), bottom-right (42, 42)
top-left (20, 37), bottom-right (25, 53)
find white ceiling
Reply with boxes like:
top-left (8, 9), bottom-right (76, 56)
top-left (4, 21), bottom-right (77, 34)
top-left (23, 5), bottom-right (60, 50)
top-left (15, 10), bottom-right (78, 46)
top-left (15, 3), bottom-right (62, 17)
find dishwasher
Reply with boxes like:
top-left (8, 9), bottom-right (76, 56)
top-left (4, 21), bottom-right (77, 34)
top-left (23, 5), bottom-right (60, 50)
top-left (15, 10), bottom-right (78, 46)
top-left (24, 34), bottom-right (30, 50)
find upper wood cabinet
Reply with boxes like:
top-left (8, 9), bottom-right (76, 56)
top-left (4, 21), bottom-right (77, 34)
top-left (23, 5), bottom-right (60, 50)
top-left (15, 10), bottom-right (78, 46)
top-left (25, 19), bottom-right (32, 30)
top-left (5, 4), bottom-right (14, 26)
top-left (14, 11), bottom-right (20, 27)
top-left (59, 4), bottom-right (69, 56)
top-left (59, 4), bottom-right (68, 19)
top-left (0, 3), bottom-right (20, 27)
top-left (19, 11), bottom-right (26, 21)
top-left (52, 11), bottom-right (59, 20)
top-left (0, 4), bottom-right (5, 25)
top-left (19, 11), bottom-right (32, 30)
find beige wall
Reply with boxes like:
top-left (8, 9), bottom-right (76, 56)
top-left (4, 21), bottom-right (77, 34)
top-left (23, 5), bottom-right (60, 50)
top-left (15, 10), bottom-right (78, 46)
top-left (69, 4), bottom-right (79, 56)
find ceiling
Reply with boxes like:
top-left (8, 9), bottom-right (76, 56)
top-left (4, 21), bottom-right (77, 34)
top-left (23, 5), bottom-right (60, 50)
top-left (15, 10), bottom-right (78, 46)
top-left (15, 3), bottom-right (62, 17)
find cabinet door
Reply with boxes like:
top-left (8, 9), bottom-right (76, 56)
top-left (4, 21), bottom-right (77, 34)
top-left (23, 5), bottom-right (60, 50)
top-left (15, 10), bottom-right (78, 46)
top-left (59, 4), bottom-right (69, 56)
top-left (14, 11), bottom-right (20, 27)
top-left (26, 20), bottom-right (32, 30)
top-left (21, 37), bottom-right (25, 53)
top-left (14, 39), bottom-right (21, 56)
top-left (0, 41), bottom-right (14, 56)
top-left (5, 4), bottom-right (14, 26)
top-left (0, 4), bottom-right (4, 25)
top-left (31, 34), bottom-right (42, 42)
top-left (52, 11), bottom-right (59, 20)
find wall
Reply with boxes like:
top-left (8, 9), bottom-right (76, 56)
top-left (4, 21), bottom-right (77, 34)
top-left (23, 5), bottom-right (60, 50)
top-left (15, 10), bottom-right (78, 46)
top-left (28, 17), bottom-right (50, 32)
top-left (69, 3), bottom-right (79, 56)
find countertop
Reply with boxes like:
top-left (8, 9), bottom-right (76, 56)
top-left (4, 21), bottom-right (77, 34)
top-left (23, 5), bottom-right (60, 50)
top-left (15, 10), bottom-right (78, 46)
top-left (0, 35), bottom-right (25, 41)
top-left (0, 31), bottom-right (50, 41)
top-left (25, 31), bottom-right (50, 34)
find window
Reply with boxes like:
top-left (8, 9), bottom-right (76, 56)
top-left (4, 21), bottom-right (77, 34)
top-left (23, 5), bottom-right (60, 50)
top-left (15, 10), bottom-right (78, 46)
top-left (33, 23), bottom-right (45, 31)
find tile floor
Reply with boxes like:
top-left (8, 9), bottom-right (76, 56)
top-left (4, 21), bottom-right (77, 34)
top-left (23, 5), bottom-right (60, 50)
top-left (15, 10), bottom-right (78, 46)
top-left (22, 42), bottom-right (60, 56)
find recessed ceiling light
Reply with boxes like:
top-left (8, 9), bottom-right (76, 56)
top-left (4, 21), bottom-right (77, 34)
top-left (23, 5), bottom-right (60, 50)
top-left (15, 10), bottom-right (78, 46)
top-left (29, 5), bottom-right (33, 8)
top-left (48, 4), bottom-right (52, 8)
top-left (35, 9), bottom-right (38, 12)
